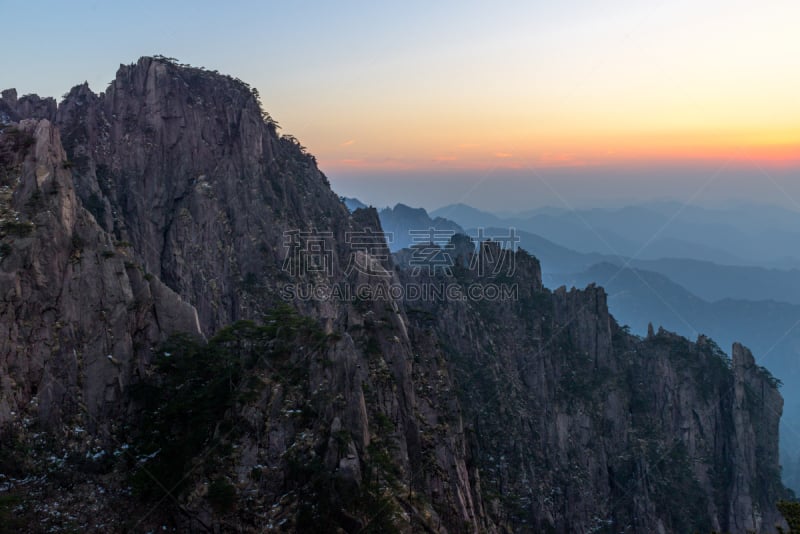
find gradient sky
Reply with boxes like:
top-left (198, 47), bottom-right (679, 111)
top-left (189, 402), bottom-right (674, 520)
top-left (3, 0), bottom-right (799, 210)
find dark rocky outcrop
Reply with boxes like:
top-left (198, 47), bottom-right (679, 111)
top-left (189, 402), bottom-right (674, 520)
top-left (0, 58), bottom-right (790, 532)
top-left (397, 244), bottom-right (787, 532)
top-left (0, 118), bottom-right (200, 431)
top-left (51, 57), bottom-right (358, 333)
top-left (0, 89), bottom-right (57, 124)
top-left (378, 203), bottom-right (464, 251)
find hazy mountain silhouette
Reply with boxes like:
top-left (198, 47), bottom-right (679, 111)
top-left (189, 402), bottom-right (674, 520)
top-left (475, 226), bottom-right (800, 306)
top-left (341, 196), bottom-right (367, 212)
top-left (630, 258), bottom-right (800, 305)
top-left (434, 202), bottom-right (800, 268)
top-left (378, 203), bottom-right (464, 251)
top-left (430, 202), bottom-right (505, 228)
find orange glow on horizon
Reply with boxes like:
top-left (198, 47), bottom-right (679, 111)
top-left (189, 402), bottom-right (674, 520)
top-left (298, 90), bottom-right (800, 173)
top-left (259, 0), bottom-right (800, 179)
top-left (317, 137), bottom-right (800, 173)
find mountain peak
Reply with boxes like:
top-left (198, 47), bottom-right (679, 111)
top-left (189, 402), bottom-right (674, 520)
top-left (0, 58), bottom-right (790, 533)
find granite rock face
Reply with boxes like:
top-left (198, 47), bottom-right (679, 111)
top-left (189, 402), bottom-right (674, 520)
top-left (397, 246), bottom-right (787, 533)
top-left (0, 89), bottom-right (57, 124)
top-left (0, 117), bottom-right (200, 433)
top-left (51, 57), bottom-right (360, 334)
top-left (0, 58), bottom-right (790, 533)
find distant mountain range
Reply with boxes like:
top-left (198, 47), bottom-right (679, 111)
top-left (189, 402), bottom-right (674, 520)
top-left (489, 227), bottom-right (800, 306)
top-left (1, 58), bottom-right (793, 531)
top-left (376, 203), bottom-right (464, 251)
top-left (343, 199), bottom-right (466, 251)
top-left (432, 202), bottom-right (800, 269)
top-left (353, 197), bottom-right (800, 493)
top-left (340, 196), bottom-right (367, 211)
top-left (363, 199), bottom-right (800, 392)
top-left (359, 198), bottom-right (800, 306)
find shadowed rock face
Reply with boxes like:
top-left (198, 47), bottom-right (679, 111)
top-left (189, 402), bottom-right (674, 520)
top-left (0, 58), bottom-right (789, 533)
top-left (0, 118), bottom-right (200, 432)
top-left (51, 57), bottom-right (359, 334)
top-left (396, 247), bottom-right (787, 533)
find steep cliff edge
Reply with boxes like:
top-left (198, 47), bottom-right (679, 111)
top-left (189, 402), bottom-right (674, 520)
top-left (0, 118), bottom-right (200, 430)
top-left (1, 58), bottom-right (479, 533)
top-left (0, 58), bottom-right (790, 533)
top-left (397, 242), bottom-right (787, 532)
top-left (52, 56), bottom-right (360, 335)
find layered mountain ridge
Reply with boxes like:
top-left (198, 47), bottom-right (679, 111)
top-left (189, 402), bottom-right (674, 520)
top-left (0, 57), bottom-right (790, 532)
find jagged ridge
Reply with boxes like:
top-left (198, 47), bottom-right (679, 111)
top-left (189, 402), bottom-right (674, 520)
top-left (0, 57), bottom-right (790, 533)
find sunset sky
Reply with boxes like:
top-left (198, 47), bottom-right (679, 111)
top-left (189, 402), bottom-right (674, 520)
top-left (3, 0), bottom-right (799, 209)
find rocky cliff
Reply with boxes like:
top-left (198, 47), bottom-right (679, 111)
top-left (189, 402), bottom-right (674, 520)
top-left (0, 116), bottom-right (200, 429)
top-left (395, 241), bottom-right (787, 532)
top-left (0, 57), bottom-right (790, 533)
